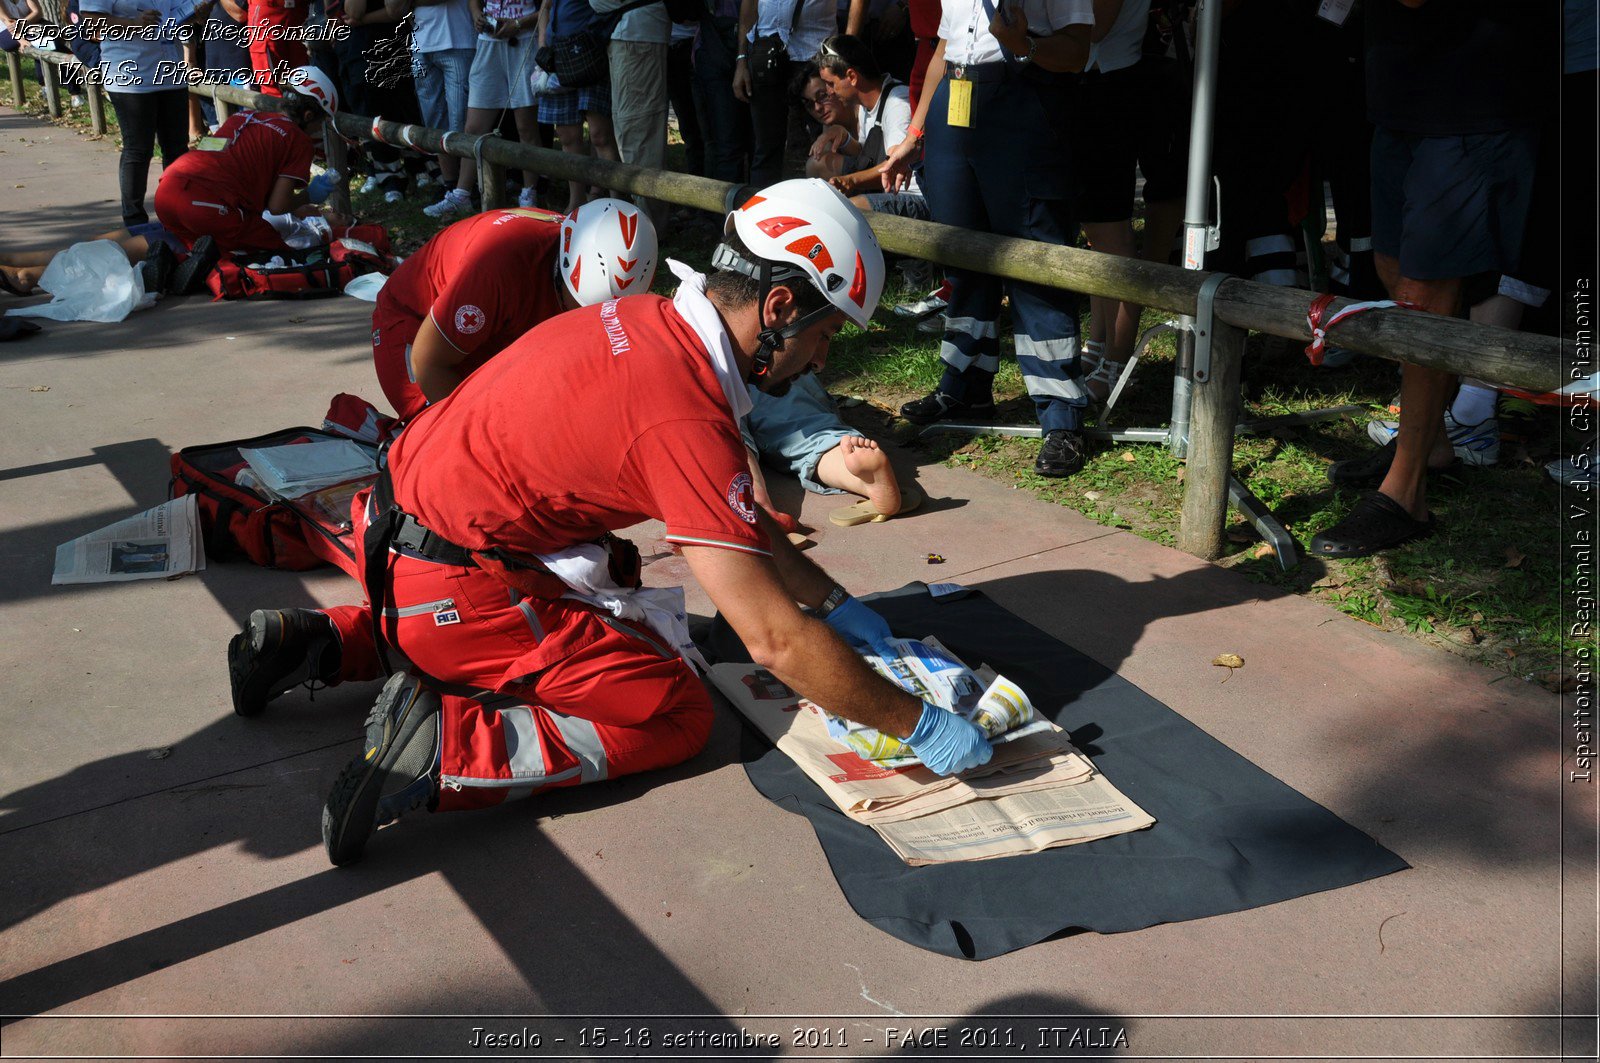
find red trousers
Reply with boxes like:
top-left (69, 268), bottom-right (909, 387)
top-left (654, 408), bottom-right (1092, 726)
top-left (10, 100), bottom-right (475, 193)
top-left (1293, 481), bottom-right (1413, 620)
top-left (319, 491), bottom-right (713, 812)
top-left (370, 306), bottom-right (428, 422)
top-left (154, 177), bottom-right (288, 255)
top-left (248, 17), bottom-right (309, 96)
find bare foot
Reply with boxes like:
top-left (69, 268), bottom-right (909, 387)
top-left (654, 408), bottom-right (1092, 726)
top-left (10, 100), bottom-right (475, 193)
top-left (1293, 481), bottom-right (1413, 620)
top-left (840, 436), bottom-right (901, 516)
top-left (0, 265), bottom-right (37, 296)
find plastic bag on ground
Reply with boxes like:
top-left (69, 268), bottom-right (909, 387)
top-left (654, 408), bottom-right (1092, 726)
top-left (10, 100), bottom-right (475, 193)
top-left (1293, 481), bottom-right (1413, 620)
top-left (5, 239), bottom-right (156, 322)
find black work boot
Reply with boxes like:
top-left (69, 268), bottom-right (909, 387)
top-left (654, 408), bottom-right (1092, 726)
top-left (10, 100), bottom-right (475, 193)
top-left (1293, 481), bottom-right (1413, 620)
top-left (227, 608), bottom-right (341, 717)
top-left (322, 672), bottom-right (442, 867)
top-left (899, 389), bottom-right (996, 425)
top-left (1034, 429), bottom-right (1088, 478)
top-left (168, 235), bottom-right (220, 296)
top-left (139, 239), bottom-right (176, 295)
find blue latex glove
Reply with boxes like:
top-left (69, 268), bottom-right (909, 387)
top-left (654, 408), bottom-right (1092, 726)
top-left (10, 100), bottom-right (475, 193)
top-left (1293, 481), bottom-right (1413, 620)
top-left (824, 594), bottom-right (894, 650)
top-left (307, 171), bottom-right (340, 204)
top-left (907, 700), bottom-right (993, 776)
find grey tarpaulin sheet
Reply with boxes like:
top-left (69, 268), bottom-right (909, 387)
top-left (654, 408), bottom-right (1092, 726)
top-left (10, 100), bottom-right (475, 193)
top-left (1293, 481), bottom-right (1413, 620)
top-left (702, 584), bottom-right (1408, 960)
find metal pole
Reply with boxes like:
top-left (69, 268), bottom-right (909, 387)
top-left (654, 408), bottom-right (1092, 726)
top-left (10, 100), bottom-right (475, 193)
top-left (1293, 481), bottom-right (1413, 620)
top-left (1169, 0), bottom-right (1224, 459)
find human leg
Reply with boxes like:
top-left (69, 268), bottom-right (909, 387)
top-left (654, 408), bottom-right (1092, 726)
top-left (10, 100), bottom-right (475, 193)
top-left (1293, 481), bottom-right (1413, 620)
top-left (552, 119), bottom-right (591, 211)
top-left (106, 91), bottom-right (159, 227)
top-left (693, 16), bottom-right (751, 183)
top-left (608, 38), bottom-right (669, 218)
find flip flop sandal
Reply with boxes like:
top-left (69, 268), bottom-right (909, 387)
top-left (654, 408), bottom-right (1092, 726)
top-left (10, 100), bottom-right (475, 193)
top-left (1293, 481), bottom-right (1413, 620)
top-left (1309, 492), bottom-right (1437, 558)
top-left (1083, 356), bottom-right (1136, 407)
top-left (829, 484), bottom-right (924, 527)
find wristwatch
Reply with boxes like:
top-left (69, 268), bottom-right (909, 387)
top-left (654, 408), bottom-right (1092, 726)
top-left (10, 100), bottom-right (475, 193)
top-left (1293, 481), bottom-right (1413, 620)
top-left (1020, 34), bottom-right (1038, 64)
top-left (815, 584), bottom-right (849, 619)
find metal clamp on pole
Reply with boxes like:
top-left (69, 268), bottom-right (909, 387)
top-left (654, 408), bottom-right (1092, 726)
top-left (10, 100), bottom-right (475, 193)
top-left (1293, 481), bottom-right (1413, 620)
top-left (1191, 271), bottom-right (1231, 385)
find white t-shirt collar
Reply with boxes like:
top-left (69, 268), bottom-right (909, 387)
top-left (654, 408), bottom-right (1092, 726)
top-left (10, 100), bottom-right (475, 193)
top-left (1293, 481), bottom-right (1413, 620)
top-left (669, 259), bottom-right (752, 423)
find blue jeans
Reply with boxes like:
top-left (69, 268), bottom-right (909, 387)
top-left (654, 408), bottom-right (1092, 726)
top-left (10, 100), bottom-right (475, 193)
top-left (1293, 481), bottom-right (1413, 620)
top-left (412, 46), bottom-right (473, 133)
top-left (693, 16), bottom-right (751, 185)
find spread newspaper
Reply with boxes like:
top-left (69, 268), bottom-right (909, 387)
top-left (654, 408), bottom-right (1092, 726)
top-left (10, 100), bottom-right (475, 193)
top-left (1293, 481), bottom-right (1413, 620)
top-left (710, 637), bottom-right (1154, 865)
top-left (52, 494), bottom-right (205, 585)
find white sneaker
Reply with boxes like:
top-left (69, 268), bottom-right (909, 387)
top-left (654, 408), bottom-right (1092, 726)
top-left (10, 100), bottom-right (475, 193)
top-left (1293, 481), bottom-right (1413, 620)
top-left (517, 187), bottom-right (538, 209)
top-left (359, 174), bottom-right (382, 194)
top-left (423, 189), bottom-right (473, 219)
top-left (384, 190), bottom-right (404, 203)
top-left (1366, 409), bottom-right (1500, 466)
top-left (415, 172), bottom-right (435, 189)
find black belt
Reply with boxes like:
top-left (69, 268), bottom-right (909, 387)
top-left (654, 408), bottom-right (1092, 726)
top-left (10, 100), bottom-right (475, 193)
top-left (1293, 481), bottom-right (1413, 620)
top-left (949, 60), bottom-right (1077, 86)
top-left (392, 510), bottom-right (478, 568)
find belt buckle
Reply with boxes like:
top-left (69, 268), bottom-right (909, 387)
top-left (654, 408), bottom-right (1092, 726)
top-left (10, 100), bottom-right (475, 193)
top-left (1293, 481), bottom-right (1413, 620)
top-left (952, 63), bottom-right (966, 80)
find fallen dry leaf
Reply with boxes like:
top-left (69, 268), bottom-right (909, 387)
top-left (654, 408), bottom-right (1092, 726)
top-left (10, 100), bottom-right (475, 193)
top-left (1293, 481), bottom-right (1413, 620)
top-left (1212, 653), bottom-right (1245, 684)
top-left (29, 385), bottom-right (48, 392)
top-left (1121, 451), bottom-right (1136, 462)
top-left (147, 747), bottom-right (172, 760)
top-left (1252, 543), bottom-right (1275, 560)
top-left (1503, 546), bottom-right (1525, 569)
top-left (1176, 466), bottom-right (1186, 482)
top-left (1083, 490), bottom-right (1102, 501)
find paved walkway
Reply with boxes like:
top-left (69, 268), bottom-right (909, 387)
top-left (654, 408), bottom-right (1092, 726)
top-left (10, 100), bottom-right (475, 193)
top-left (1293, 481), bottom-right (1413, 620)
top-left (0, 108), bottom-right (1589, 1060)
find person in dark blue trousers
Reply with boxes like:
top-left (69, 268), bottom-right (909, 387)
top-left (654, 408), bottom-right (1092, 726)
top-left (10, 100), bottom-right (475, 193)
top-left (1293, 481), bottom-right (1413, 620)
top-left (882, 0), bottom-right (1095, 478)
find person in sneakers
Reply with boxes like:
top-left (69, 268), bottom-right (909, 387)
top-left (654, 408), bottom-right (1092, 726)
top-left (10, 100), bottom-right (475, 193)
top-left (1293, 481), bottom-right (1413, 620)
top-left (814, 34), bottom-right (929, 221)
top-left (371, 197), bottom-right (658, 421)
top-left (424, 0), bottom-right (542, 217)
top-left (1309, 2), bottom-right (1553, 559)
top-left (879, 0), bottom-right (1095, 478)
top-left (153, 66), bottom-right (346, 260)
top-left (392, 0), bottom-right (476, 195)
top-left (228, 180), bottom-right (991, 865)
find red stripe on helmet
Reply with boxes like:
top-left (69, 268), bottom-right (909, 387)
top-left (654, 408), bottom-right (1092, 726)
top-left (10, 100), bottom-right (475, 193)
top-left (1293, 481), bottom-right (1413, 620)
top-left (785, 236), bottom-right (833, 271)
top-left (848, 252), bottom-right (866, 307)
top-left (756, 215), bottom-right (808, 239)
top-left (618, 211), bottom-right (638, 250)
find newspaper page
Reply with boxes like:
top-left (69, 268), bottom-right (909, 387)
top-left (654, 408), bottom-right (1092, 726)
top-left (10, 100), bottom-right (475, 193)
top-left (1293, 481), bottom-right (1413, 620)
top-left (709, 662), bottom-right (1088, 815)
top-left (709, 656), bottom-right (1156, 865)
top-left (52, 494), bottom-right (205, 585)
top-left (876, 777), bottom-right (1157, 865)
top-left (825, 636), bottom-right (1052, 767)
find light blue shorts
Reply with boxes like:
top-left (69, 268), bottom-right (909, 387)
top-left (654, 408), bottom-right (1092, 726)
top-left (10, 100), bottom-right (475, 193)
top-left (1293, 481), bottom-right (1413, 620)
top-left (742, 374), bottom-right (853, 495)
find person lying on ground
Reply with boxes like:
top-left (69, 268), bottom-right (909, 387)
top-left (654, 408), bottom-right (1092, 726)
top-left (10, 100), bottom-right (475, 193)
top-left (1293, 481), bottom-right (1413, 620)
top-left (226, 179), bottom-right (991, 866)
top-left (742, 372), bottom-right (914, 528)
top-left (371, 198), bottom-right (658, 421)
top-left (0, 223), bottom-right (183, 295)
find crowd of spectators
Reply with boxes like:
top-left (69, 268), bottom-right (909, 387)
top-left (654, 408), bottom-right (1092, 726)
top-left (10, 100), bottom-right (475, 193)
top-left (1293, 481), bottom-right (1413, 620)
top-left (3, 0), bottom-right (1584, 553)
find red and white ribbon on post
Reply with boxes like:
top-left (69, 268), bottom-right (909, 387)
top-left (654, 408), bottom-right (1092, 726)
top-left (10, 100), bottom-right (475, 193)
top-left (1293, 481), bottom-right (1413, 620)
top-left (1304, 295), bottom-right (1419, 366)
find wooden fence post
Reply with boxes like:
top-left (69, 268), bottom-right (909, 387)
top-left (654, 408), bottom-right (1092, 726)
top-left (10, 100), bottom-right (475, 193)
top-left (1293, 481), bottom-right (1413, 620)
top-left (85, 77), bottom-right (106, 134)
top-left (323, 123), bottom-right (351, 217)
top-left (1177, 315), bottom-right (1247, 560)
top-left (478, 150), bottom-right (509, 210)
top-left (40, 57), bottom-right (60, 118)
top-left (6, 51), bottom-right (22, 107)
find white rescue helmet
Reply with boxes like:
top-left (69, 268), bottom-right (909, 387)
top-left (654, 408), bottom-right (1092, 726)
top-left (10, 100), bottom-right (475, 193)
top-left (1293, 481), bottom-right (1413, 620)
top-left (285, 65), bottom-right (339, 118)
top-left (559, 198), bottom-right (659, 305)
top-left (719, 178), bottom-right (885, 329)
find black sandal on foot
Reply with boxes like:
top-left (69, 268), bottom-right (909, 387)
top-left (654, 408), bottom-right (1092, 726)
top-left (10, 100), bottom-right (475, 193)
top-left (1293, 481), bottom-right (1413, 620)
top-left (1326, 440), bottom-right (1461, 486)
top-left (1310, 493), bottom-right (1437, 558)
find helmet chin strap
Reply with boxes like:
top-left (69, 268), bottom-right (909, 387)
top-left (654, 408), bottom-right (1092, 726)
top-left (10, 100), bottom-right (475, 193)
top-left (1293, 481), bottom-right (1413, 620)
top-left (714, 246), bottom-right (834, 384)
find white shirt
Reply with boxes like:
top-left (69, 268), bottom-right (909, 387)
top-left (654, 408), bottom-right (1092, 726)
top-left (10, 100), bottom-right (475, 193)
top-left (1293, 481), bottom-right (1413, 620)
top-left (668, 259), bottom-right (751, 423)
top-left (1086, 0), bottom-right (1147, 73)
top-left (412, 0), bottom-right (476, 52)
top-left (857, 80), bottom-right (920, 193)
top-left (747, 0), bottom-right (835, 63)
top-left (938, 0), bottom-right (1092, 67)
